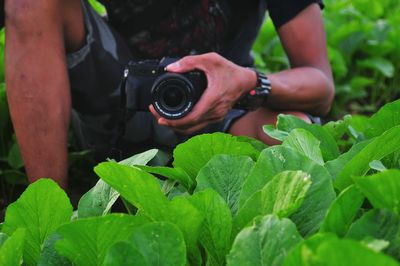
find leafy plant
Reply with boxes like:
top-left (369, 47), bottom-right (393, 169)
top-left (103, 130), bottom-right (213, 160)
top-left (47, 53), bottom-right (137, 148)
top-left (1, 99), bottom-right (400, 265)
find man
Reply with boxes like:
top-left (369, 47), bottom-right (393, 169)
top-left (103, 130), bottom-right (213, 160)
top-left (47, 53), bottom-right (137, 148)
top-left (3, 0), bottom-right (334, 189)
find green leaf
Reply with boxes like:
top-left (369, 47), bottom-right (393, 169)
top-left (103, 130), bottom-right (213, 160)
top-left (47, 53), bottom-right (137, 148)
top-left (271, 114), bottom-right (340, 161)
top-left (118, 149), bottom-right (159, 166)
top-left (0, 233), bottom-right (8, 246)
top-left (196, 155), bottom-right (254, 214)
top-left (240, 146), bottom-right (335, 236)
top-left (137, 166), bottom-right (194, 192)
top-left (354, 170), bottom-right (400, 214)
top-left (335, 125), bottom-right (400, 191)
top-left (369, 160), bottom-right (387, 172)
top-left (0, 229), bottom-right (25, 266)
top-left (325, 140), bottom-right (371, 180)
top-left (283, 233), bottom-right (399, 266)
top-left (2, 179), bottom-right (73, 266)
top-left (347, 209), bottom-right (400, 260)
top-left (95, 162), bottom-right (203, 265)
top-left (357, 57), bottom-right (395, 77)
top-left (55, 214), bottom-right (149, 266)
top-left (361, 238), bottom-right (390, 253)
top-left (165, 196), bottom-right (204, 266)
top-left (80, 149), bottom-right (161, 218)
top-left (234, 171), bottom-right (311, 235)
top-left (7, 143), bottom-right (24, 169)
top-left (189, 189), bottom-right (232, 265)
top-left (78, 179), bottom-right (119, 218)
top-left (364, 99), bottom-right (400, 139)
top-left (37, 233), bottom-right (71, 266)
top-left (128, 222), bottom-right (186, 266)
top-left (173, 133), bottom-right (259, 178)
top-left (103, 242), bottom-right (148, 266)
top-left (282, 129), bottom-right (324, 165)
top-left (227, 215), bottom-right (302, 266)
top-left (94, 162), bottom-right (170, 220)
top-left (320, 185), bottom-right (364, 237)
top-left (88, 0), bottom-right (107, 16)
top-left (322, 115), bottom-right (352, 141)
top-left (262, 125), bottom-right (289, 141)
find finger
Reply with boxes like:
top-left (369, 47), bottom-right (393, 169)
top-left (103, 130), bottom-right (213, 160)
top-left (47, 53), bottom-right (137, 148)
top-left (167, 55), bottom-right (199, 73)
top-left (149, 105), bottom-right (168, 126)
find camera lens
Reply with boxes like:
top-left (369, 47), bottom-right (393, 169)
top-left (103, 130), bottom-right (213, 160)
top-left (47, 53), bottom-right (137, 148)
top-left (151, 73), bottom-right (195, 119)
top-left (160, 86), bottom-right (186, 111)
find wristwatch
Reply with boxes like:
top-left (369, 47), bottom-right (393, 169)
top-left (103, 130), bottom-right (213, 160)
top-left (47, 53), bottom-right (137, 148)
top-left (235, 69), bottom-right (272, 111)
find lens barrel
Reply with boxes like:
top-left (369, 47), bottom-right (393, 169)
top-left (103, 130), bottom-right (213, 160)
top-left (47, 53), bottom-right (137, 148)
top-left (151, 73), bottom-right (195, 119)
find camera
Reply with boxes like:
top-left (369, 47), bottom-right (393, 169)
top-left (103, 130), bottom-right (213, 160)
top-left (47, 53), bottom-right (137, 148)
top-left (123, 57), bottom-right (207, 119)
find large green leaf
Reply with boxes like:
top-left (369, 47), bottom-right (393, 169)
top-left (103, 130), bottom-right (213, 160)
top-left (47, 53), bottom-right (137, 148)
top-left (240, 146), bottom-right (335, 236)
top-left (189, 189), bottom-right (232, 265)
top-left (196, 155), bottom-right (254, 214)
top-left (227, 215), bottom-right (302, 266)
top-left (264, 115), bottom-right (340, 161)
top-left (335, 125), bottom-right (400, 191)
top-left (172, 133), bottom-right (259, 178)
top-left (347, 209), bottom-right (400, 260)
top-left (103, 242), bottom-right (148, 266)
top-left (2, 179), bottom-right (73, 266)
top-left (233, 171), bottom-right (311, 235)
top-left (319, 185), bottom-right (364, 237)
top-left (0, 229), bottom-right (25, 266)
top-left (94, 162), bottom-right (169, 220)
top-left (283, 233), bottom-right (399, 266)
top-left (282, 129), bottom-right (324, 165)
top-left (55, 214), bottom-right (149, 266)
top-left (128, 222), bottom-right (186, 266)
top-left (364, 100), bottom-right (400, 138)
top-left (79, 149), bottom-right (159, 218)
top-left (354, 170), bottom-right (400, 214)
top-left (165, 196), bottom-right (204, 266)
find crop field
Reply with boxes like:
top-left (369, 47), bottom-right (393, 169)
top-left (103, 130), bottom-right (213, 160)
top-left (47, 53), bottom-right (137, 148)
top-left (2, 100), bottom-right (400, 265)
top-left (1, 0), bottom-right (400, 265)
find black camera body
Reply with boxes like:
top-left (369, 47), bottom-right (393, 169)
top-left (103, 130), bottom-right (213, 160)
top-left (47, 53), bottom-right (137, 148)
top-left (124, 57), bottom-right (207, 119)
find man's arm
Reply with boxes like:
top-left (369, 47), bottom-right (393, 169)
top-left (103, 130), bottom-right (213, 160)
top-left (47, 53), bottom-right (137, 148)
top-left (266, 3), bottom-right (334, 116)
top-left (5, 0), bottom-right (84, 189)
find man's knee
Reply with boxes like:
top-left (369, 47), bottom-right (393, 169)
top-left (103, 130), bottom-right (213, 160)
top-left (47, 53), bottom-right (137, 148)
top-left (229, 108), bottom-right (312, 146)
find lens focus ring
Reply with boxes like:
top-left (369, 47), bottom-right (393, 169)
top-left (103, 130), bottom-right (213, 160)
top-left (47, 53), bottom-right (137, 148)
top-left (151, 73), bottom-right (195, 119)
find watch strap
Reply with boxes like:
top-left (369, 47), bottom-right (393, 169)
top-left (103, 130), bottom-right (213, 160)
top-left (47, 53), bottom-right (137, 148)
top-left (234, 69), bottom-right (271, 110)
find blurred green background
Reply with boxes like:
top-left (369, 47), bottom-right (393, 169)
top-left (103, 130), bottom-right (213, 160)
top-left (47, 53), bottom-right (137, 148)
top-left (1, 0), bottom-right (400, 207)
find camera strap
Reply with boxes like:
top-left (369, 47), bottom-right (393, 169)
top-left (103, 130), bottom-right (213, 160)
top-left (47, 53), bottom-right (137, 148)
top-left (109, 67), bottom-right (130, 161)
